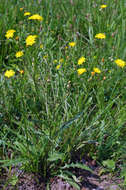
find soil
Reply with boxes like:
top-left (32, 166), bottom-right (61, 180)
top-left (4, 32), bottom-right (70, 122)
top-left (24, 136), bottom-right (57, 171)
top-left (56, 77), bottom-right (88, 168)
top-left (0, 159), bottom-right (124, 190)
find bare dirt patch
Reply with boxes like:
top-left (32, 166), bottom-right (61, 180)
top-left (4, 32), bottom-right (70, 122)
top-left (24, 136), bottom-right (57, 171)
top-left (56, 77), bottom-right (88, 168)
top-left (0, 162), bottom-right (124, 190)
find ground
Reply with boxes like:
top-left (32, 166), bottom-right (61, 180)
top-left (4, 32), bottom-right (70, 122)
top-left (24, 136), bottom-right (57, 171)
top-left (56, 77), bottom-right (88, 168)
top-left (0, 158), bottom-right (123, 190)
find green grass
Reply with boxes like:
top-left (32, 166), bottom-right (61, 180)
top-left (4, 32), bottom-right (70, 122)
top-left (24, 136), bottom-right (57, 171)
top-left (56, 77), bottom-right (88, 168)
top-left (0, 0), bottom-right (126, 188)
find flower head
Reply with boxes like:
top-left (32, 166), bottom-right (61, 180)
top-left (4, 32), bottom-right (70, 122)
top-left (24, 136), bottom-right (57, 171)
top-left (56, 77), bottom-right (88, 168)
top-left (15, 51), bottom-right (24, 58)
top-left (20, 8), bottom-right (23, 11)
top-left (5, 29), bottom-right (16, 39)
top-left (115, 59), bottom-right (125, 68)
top-left (77, 68), bottom-right (87, 75)
top-left (101, 58), bottom-right (104, 62)
top-left (69, 42), bottom-right (76, 47)
top-left (15, 36), bottom-right (19, 40)
top-left (56, 64), bottom-right (61, 70)
top-left (40, 44), bottom-right (43, 49)
top-left (103, 76), bottom-right (106, 80)
top-left (4, 70), bottom-right (15, 78)
top-left (25, 35), bottom-right (37, 46)
top-left (19, 70), bottom-right (24, 74)
top-left (54, 59), bottom-right (57, 63)
top-left (93, 67), bottom-right (101, 73)
top-left (28, 14), bottom-right (43, 21)
top-left (59, 58), bottom-right (64, 63)
top-left (43, 54), bottom-right (48, 59)
top-left (100, 5), bottom-right (107, 9)
top-left (95, 33), bottom-right (106, 39)
top-left (24, 12), bottom-right (31, 16)
top-left (91, 71), bottom-right (95, 76)
top-left (78, 56), bottom-right (86, 65)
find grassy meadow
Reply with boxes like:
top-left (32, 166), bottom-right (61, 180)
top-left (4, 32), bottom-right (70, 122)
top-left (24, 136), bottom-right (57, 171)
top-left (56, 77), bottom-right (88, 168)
top-left (0, 0), bottom-right (126, 188)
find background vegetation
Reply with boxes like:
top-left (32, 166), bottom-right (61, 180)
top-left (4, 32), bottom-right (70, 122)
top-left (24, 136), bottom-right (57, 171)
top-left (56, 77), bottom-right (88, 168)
top-left (0, 0), bottom-right (126, 188)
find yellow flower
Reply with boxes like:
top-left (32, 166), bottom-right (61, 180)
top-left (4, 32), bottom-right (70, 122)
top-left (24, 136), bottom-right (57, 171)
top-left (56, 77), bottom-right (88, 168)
top-left (77, 68), bottom-right (87, 75)
top-left (19, 70), bottom-right (24, 74)
top-left (15, 36), bottom-right (19, 40)
top-left (15, 51), bottom-right (24, 58)
top-left (24, 12), bottom-right (31, 16)
top-left (103, 76), bottom-right (106, 80)
top-left (25, 35), bottom-right (37, 46)
top-left (93, 67), bottom-right (101, 73)
top-left (115, 59), bottom-right (125, 68)
top-left (69, 42), bottom-right (76, 47)
top-left (101, 58), bottom-right (104, 62)
top-left (28, 14), bottom-right (43, 21)
top-left (20, 8), bottom-right (23, 11)
top-left (40, 44), bottom-right (43, 49)
top-left (95, 33), bottom-right (106, 39)
top-left (59, 58), bottom-right (64, 63)
top-left (54, 59), bottom-right (57, 63)
top-left (56, 64), bottom-right (61, 70)
top-left (100, 5), bottom-right (107, 9)
top-left (91, 71), bottom-right (95, 76)
top-left (5, 29), bottom-right (16, 39)
top-left (4, 70), bottom-right (15, 78)
top-left (43, 54), bottom-right (48, 59)
top-left (78, 56), bottom-right (86, 65)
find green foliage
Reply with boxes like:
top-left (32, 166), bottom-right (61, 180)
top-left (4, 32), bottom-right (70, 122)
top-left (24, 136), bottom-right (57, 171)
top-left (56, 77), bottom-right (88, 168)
top-left (0, 0), bottom-right (126, 187)
top-left (121, 166), bottom-right (126, 186)
top-left (102, 159), bottom-right (116, 172)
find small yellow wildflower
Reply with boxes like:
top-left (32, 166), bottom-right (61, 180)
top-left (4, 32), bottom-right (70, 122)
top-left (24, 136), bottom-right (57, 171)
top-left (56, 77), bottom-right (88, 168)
top-left (69, 42), bottom-right (76, 47)
top-left (77, 68), bottom-right (87, 75)
top-left (19, 70), bottom-right (24, 74)
top-left (95, 33), bottom-right (106, 39)
top-left (24, 12), bottom-right (31, 16)
top-left (59, 58), bottom-right (64, 63)
top-left (40, 44), bottom-right (43, 49)
top-left (15, 51), bottom-right (24, 58)
top-left (78, 56), bottom-right (86, 65)
top-left (54, 59), bottom-right (57, 63)
top-left (4, 70), bottom-right (15, 78)
top-left (20, 8), bottom-right (23, 11)
top-left (25, 35), bottom-right (37, 46)
top-left (115, 59), bottom-right (125, 68)
top-left (101, 58), bottom-right (104, 62)
top-left (100, 5), bottom-right (107, 9)
top-left (15, 36), bottom-right (19, 40)
top-left (28, 14), bottom-right (43, 21)
top-left (43, 54), bottom-right (48, 59)
top-left (103, 76), bottom-right (106, 80)
top-left (56, 64), bottom-right (61, 70)
top-left (5, 29), bottom-right (16, 39)
top-left (93, 67), bottom-right (101, 73)
top-left (91, 71), bottom-right (95, 76)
